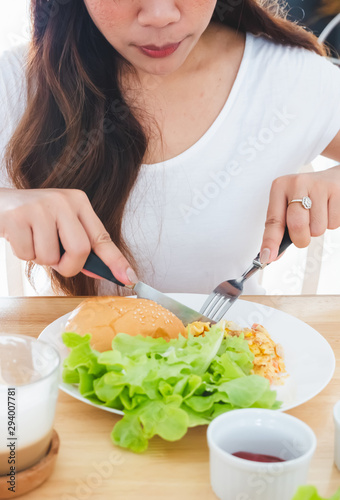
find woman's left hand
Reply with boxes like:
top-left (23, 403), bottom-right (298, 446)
top-left (260, 164), bottom-right (340, 264)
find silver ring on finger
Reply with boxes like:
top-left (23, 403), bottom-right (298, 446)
top-left (288, 196), bottom-right (312, 210)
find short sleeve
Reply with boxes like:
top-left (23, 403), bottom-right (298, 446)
top-left (0, 44), bottom-right (28, 189)
top-left (249, 36), bottom-right (340, 167)
top-left (301, 52), bottom-right (340, 163)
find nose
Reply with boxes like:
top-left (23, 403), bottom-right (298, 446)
top-left (138, 0), bottom-right (181, 28)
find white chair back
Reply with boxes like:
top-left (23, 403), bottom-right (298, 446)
top-left (319, 13), bottom-right (340, 66)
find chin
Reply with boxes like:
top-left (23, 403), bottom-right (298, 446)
top-left (136, 57), bottom-right (187, 77)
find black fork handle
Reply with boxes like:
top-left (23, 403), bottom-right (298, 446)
top-left (277, 226), bottom-right (293, 257)
top-left (58, 240), bottom-right (125, 287)
top-left (255, 226), bottom-right (292, 265)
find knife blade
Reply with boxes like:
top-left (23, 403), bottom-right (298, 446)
top-left (133, 282), bottom-right (215, 325)
top-left (58, 241), bottom-right (214, 326)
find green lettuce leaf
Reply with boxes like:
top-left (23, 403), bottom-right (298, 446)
top-left (62, 325), bottom-right (280, 453)
top-left (292, 486), bottom-right (340, 500)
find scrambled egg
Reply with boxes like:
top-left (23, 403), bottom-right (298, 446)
top-left (186, 320), bottom-right (286, 385)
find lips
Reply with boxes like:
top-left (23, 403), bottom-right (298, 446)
top-left (142, 43), bottom-right (178, 50)
top-left (136, 40), bottom-right (183, 58)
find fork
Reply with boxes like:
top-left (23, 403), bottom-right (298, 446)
top-left (199, 227), bottom-right (292, 322)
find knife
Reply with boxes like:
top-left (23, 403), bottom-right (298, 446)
top-left (58, 241), bottom-right (214, 326)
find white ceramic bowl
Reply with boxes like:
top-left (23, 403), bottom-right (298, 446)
top-left (207, 409), bottom-right (316, 500)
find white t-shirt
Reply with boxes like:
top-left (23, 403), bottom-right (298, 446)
top-left (1, 33), bottom-right (340, 296)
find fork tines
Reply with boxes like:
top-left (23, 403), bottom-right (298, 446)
top-left (200, 294), bottom-right (235, 322)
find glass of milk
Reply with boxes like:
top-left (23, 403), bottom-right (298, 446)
top-left (0, 334), bottom-right (60, 476)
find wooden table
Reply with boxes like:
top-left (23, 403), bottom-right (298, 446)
top-left (1, 295), bottom-right (340, 499)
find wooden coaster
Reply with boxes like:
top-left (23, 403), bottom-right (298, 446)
top-left (0, 429), bottom-right (60, 499)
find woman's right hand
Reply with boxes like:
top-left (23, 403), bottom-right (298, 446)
top-left (0, 187), bottom-right (138, 285)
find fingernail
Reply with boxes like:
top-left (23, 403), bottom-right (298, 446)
top-left (260, 248), bottom-right (271, 265)
top-left (126, 267), bottom-right (138, 285)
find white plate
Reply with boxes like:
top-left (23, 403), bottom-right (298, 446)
top-left (38, 293), bottom-right (335, 414)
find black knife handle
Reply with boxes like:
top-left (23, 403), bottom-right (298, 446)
top-left (58, 240), bottom-right (125, 287)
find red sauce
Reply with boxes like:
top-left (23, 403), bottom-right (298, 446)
top-left (232, 451), bottom-right (286, 463)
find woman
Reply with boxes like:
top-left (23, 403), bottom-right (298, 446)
top-left (0, 0), bottom-right (339, 296)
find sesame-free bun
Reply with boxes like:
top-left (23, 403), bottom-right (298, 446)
top-left (64, 296), bottom-right (187, 352)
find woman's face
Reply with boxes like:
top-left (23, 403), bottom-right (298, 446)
top-left (83, 0), bottom-right (217, 76)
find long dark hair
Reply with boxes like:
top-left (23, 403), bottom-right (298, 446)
top-left (5, 0), bottom-right (327, 296)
